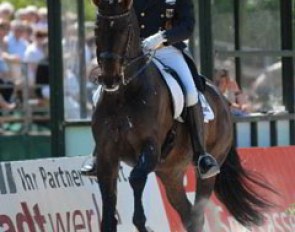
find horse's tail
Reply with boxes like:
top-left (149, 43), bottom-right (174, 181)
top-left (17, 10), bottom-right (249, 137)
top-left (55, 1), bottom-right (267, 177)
top-left (214, 145), bottom-right (277, 227)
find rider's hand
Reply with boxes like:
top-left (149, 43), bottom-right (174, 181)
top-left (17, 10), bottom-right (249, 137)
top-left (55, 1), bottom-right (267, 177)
top-left (142, 31), bottom-right (167, 51)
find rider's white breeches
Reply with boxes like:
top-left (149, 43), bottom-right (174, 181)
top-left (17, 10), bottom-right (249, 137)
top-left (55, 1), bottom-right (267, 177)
top-left (155, 46), bottom-right (198, 107)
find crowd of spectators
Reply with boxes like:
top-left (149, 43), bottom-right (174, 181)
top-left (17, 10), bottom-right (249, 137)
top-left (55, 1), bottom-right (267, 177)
top-left (0, 2), bottom-right (49, 133)
top-left (0, 2), bottom-right (95, 134)
top-left (0, 2), bottom-right (48, 105)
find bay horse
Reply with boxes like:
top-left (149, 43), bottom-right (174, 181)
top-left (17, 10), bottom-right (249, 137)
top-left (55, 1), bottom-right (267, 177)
top-left (91, 0), bottom-right (274, 231)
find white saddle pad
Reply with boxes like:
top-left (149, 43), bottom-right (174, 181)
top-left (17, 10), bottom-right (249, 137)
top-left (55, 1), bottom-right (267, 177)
top-left (152, 58), bottom-right (184, 120)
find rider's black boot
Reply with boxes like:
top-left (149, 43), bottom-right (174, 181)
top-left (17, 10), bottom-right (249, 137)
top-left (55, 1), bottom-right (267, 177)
top-left (187, 103), bottom-right (220, 179)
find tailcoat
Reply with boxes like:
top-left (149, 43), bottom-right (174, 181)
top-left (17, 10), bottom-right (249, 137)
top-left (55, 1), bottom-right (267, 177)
top-left (133, 0), bottom-right (195, 50)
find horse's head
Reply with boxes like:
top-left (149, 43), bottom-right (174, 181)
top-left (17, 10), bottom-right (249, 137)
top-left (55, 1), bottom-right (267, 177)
top-left (92, 0), bottom-right (134, 91)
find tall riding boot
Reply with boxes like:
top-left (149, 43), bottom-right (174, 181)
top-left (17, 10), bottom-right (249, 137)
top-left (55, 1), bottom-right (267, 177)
top-left (187, 103), bottom-right (220, 179)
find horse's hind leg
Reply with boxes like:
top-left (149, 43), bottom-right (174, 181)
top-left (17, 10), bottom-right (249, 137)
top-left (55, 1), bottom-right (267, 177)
top-left (129, 140), bottom-right (159, 232)
top-left (192, 176), bottom-right (216, 232)
top-left (156, 170), bottom-right (195, 232)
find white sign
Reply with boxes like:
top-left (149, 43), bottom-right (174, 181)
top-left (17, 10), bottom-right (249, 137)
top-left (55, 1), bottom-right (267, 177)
top-left (0, 157), bottom-right (170, 232)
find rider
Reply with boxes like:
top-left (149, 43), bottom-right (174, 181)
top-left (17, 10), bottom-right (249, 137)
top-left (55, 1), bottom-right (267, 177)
top-left (81, 0), bottom-right (220, 179)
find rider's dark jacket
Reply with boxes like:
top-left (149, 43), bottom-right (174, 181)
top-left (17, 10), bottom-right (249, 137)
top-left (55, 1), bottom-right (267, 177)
top-left (133, 0), bottom-right (195, 50)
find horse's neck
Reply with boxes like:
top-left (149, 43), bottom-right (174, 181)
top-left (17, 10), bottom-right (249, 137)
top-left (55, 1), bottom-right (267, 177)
top-left (101, 9), bottom-right (155, 101)
top-left (123, 9), bottom-right (153, 88)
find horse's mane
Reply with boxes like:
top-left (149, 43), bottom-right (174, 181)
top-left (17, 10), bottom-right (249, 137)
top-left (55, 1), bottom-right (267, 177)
top-left (125, 8), bottom-right (142, 59)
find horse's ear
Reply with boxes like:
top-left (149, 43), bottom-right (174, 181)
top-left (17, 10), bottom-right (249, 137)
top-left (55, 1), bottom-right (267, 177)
top-left (92, 0), bottom-right (100, 6)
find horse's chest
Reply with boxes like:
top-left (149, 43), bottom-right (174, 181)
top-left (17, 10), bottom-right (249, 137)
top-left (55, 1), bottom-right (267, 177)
top-left (101, 114), bottom-right (135, 142)
top-left (95, 94), bottom-right (154, 147)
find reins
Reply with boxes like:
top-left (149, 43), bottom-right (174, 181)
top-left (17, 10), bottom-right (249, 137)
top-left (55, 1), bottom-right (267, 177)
top-left (122, 51), bottom-right (154, 86)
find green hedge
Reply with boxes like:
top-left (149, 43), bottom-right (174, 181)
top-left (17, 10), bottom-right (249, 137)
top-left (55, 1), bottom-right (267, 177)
top-left (0, 135), bottom-right (51, 162)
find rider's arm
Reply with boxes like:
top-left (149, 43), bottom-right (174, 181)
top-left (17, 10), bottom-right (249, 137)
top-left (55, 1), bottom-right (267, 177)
top-left (163, 0), bottom-right (195, 45)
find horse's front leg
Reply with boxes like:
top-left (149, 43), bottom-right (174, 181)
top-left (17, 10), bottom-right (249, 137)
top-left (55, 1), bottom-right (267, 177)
top-left (97, 156), bottom-right (119, 232)
top-left (129, 139), bottom-right (159, 232)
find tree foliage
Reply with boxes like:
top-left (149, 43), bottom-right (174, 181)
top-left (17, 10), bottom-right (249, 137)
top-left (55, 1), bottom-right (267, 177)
top-left (84, 0), bottom-right (96, 21)
top-left (0, 0), bottom-right (96, 21)
top-left (0, 0), bottom-right (45, 8)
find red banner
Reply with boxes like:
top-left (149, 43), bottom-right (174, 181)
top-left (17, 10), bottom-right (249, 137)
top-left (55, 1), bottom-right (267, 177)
top-left (158, 146), bottom-right (295, 232)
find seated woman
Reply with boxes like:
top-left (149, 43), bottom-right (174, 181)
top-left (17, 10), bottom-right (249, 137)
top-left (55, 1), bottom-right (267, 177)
top-left (214, 69), bottom-right (252, 116)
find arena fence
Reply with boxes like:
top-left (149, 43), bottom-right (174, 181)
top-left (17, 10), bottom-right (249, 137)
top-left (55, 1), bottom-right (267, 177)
top-left (64, 115), bottom-right (295, 158)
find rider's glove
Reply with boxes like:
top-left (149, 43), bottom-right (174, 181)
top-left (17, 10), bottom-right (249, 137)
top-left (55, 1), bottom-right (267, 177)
top-left (142, 31), bottom-right (167, 51)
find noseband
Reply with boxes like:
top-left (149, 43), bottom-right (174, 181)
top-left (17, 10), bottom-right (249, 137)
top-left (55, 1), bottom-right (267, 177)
top-left (96, 10), bottom-right (153, 92)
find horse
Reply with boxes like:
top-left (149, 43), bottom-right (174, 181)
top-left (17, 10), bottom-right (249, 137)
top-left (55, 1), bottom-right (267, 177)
top-left (90, 0), bottom-right (274, 231)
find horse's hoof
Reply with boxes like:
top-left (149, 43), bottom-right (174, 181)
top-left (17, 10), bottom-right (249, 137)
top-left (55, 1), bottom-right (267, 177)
top-left (134, 227), bottom-right (154, 232)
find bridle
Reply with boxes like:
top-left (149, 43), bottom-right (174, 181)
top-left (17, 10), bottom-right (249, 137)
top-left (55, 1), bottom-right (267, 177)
top-left (96, 9), bottom-right (154, 92)
top-left (96, 10), bottom-right (131, 62)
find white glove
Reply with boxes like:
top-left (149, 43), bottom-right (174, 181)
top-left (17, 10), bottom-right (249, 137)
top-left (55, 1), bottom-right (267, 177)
top-left (142, 31), bottom-right (167, 51)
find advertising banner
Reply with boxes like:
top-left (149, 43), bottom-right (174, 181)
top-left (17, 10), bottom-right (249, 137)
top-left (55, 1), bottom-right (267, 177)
top-left (160, 147), bottom-right (295, 232)
top-left (0, 157), bottom-right (169, 232)
top-left (1, 147), bottom-right (295, 232)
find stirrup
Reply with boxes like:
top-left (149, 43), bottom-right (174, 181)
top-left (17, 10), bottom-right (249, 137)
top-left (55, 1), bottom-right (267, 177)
top-left (81, 157), bottom-right (97, 179)
top-left (197, 154), bottom-right (220, 179)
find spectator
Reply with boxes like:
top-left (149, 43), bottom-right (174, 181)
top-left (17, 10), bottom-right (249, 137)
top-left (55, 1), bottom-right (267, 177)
top-left (24, 28), bottom-right (47, 86)
top-left (0, 58), bottom-right (15, 110)
top-left (22, 22), bottom-right (33, 43)
top-left (0, 2), bottom-right (14, 21)
top-left (5, 20), bottom-right (28, 60)
top-left (14, 8), bottom-right (28, 22)
top-left (4, 20), bottom-right (28, 87)
top-left (35, 40), bottom-right (49, 103)
top-left (64, 69), bottom-right (81, 119)
top-left (214, 69), bottom-right (252, 116)
top-left (63, 27), bottom-right (92, 76)
top-left (25, 5), bottom-right (39, 25)
top-left (36, 7), bottom-right (48, 31)
top-left (0, 19), bottom-right (15, 109)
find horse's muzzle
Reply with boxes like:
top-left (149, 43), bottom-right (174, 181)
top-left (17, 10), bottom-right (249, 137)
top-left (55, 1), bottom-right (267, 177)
top-left (98, 74), bottom-right (122, 92)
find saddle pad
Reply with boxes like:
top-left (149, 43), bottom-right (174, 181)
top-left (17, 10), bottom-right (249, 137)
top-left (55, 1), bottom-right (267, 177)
top-left (152, 58), bottom-right (184, 119)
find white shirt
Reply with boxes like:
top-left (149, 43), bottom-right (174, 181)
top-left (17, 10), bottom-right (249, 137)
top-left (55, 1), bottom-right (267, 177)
top-left (24, 43), bottom-right (45, 85)
top-left (24, 43), bottom-right (44, 64)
